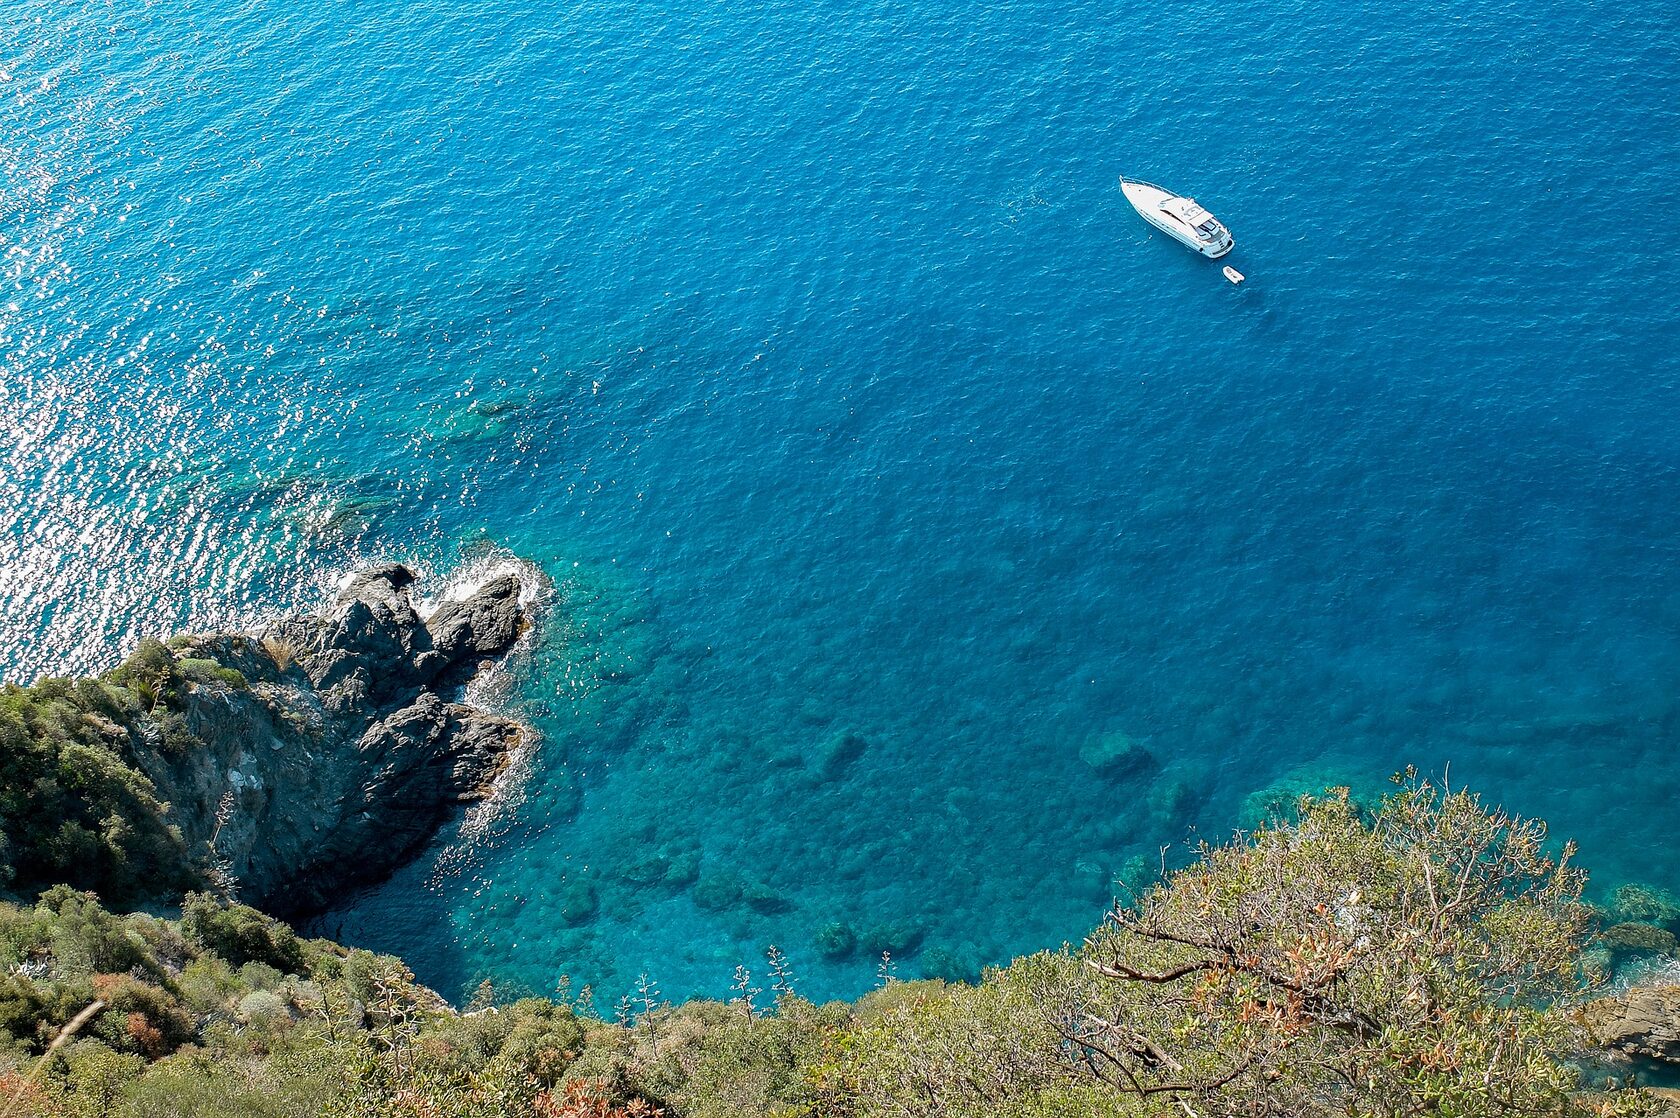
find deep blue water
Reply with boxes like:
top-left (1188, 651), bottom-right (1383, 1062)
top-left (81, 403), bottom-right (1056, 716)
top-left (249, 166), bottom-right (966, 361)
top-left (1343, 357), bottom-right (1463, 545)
top-left (4, 0), bottom-right (1679, 1004)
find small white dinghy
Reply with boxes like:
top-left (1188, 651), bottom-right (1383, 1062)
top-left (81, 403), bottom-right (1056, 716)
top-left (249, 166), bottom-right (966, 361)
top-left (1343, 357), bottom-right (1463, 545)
top-left (1223, 265), bottom-right (1244, 285)
top-left (1120, 176), bottom-right (1234, 259)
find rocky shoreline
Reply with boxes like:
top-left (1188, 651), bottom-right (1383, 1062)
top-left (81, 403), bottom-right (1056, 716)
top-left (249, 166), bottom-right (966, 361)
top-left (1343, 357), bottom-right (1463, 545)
top-left (0, 561), bottom-right (535, 918)
top-left (1585, 983), bottom-right (1680, 1066)
top-left (132, 562), bottom-right (535, 917)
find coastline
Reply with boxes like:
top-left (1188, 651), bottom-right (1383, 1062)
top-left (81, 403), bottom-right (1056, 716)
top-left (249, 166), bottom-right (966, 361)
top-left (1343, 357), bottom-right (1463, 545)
top-left (0, 561), bottom-right (539, 919)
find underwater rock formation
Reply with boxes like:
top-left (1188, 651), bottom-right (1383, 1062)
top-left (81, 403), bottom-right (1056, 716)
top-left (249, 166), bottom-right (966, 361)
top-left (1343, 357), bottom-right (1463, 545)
top-left (1077, 730), bottom-right (1158, 781)
top-left (807, 729), bottom-right (868, 785)
top-left (1612, 884), bottom-right (1680, 932)
top-left (812, 920), bottom-right (858, 960)
top-left (128, 563), bottom-right (531, 917)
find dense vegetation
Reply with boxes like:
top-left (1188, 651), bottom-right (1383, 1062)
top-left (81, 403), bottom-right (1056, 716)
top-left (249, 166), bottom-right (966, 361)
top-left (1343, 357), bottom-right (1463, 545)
top-left (0, 639), bottom-right (214, 906)
top-left (0, 777), bottom-right (1669, 1117)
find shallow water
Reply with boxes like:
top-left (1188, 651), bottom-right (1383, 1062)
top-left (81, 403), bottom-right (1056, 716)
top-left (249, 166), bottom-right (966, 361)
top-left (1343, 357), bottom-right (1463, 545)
top-left (3, 0), bottom-right (1679, 1003)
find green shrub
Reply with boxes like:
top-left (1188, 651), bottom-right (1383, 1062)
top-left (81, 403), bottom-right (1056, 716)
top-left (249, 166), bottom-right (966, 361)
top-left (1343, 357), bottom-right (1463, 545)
top-left (108, 639), bottom-right (176, 692)
top-left (55, 1039), bottom-right (145, 1115)
top-left (0, 680), bottom-right (192, 905)
top-left (152, 712), bottom-right (203, 756)
top-left (180, 896), bottom-right (305, 976)
top-left (237, 963), bottom-right (285, 993)
top-left (0, 971), bottom-right (50, 1048)
top-left (175, 956), bottom-right (241, 1020)
top-left (646, 998), bottom-right (842, 1118)
top-left (235, 990), bottom-right (290, 1027)
top-left (1067, 779), bottom-right (1617, 1117)
top-left (492, 999), bottom-right (586, 1088)
top-left (115, 1050), bottom-right (339, 1118)
top-left (87, 973), bottom-right (195, 1057)
top-left (0, 900), bottom-right (50, 966)
top-left (124, 914), bottom-right (189, 976)
top-left (38, 888), bottom-right (148, 978)
top-left (176, 659), bottom-right (248, 691)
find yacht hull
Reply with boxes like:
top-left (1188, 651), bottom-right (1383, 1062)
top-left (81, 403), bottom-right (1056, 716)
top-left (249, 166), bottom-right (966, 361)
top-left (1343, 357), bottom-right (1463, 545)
top-left (1120, 177), bottom-right (1234, 259)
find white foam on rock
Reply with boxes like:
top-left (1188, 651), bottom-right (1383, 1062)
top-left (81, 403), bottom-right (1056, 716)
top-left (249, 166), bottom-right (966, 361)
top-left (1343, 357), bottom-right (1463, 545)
top-left (417, 551), bottom-right (547, 618)
top-left (306, 550), bottom-right (553, 862)
top-left (423, 550), bottom-right (552, 851)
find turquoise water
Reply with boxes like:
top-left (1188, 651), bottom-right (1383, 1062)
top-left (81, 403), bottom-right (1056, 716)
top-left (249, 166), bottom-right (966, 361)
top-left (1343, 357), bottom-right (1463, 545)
top-left (4, 0), bottom-right (1679, 1004)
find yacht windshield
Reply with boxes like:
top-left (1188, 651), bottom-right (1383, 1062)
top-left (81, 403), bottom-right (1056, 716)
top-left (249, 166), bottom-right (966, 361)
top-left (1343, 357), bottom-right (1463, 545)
top-left (1196, 220), bottom-right (1223, 239)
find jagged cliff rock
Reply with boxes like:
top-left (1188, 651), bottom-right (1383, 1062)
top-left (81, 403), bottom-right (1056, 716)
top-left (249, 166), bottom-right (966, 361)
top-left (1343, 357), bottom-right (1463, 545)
top-left (124, 564), bottom-right (531, 917)
top-left (1582, 983), bottom-right (1680, 1066)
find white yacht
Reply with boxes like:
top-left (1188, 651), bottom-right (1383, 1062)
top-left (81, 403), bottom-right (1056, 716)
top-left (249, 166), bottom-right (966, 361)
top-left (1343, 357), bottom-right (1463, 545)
top-left (1120, 177), bottom-right (1234, 259)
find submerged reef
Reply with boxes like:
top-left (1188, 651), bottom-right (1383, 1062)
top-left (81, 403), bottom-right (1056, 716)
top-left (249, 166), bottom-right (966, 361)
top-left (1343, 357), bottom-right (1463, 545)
top-left (0, 563), bottom-right (533, 917)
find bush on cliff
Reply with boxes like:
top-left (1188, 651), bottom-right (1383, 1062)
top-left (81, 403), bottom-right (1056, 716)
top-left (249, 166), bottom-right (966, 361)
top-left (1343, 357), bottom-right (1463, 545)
top-left (811, 779), bottom-right (1658, 1117)
top-left (179, 895), bottom-right (307, 975)
top-left (173, 660), bottom-right (248, 692)
top-left (0, 659), bottom-right (195, 905)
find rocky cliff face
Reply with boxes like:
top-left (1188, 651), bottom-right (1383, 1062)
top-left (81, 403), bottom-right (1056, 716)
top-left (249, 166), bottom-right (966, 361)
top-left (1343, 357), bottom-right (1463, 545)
top-left (126, 564), bottom-right (531, 917)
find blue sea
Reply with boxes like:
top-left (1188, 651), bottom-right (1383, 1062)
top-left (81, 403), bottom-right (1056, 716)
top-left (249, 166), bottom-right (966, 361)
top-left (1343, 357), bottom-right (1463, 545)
top-left (4, 0), bottom-right (1679, 1004)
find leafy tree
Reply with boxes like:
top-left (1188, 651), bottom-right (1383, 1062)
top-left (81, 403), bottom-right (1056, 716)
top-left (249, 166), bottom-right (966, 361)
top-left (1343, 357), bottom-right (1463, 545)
top-left (1062, 775), bottom-right (1649, 1117)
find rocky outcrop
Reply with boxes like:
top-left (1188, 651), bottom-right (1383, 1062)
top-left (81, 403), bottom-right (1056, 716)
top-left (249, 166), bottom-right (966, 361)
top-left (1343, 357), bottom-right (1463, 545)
top-left (1582, 984), bottom-right (1680, 1065)
top-left (125, 564), bottom-right (532, 917)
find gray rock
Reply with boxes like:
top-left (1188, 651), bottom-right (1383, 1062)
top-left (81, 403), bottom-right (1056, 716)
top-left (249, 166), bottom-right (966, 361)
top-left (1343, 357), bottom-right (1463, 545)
top-left (125, 564), bottom-right (533, 918)
top-left (859, 920), bottom-right (925, 959)
top-left (692, 872), bottom-right (746, 912)
top-left (813, 921), bottom-right (857, 960)
top-left (742, 881), bottom-right (793, 914)
top-left (559, 880), bottom-right (599, 926)
top-left (1585, 985), bottom-right (1680, 1065)
top-left (427, 575), bottom-right (525, 665)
